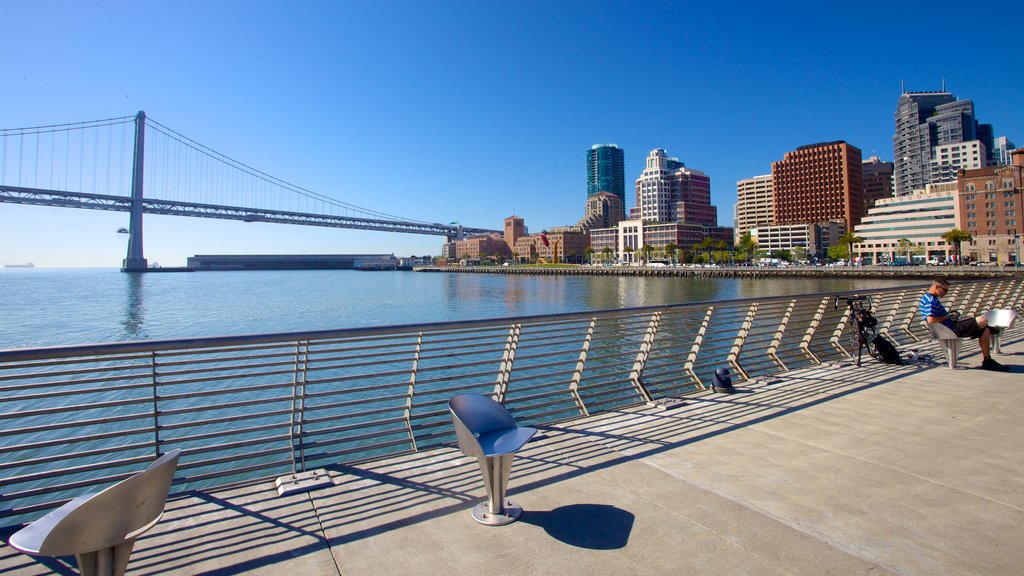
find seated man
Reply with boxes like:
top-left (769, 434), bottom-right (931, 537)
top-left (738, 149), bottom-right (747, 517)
top-left (919, 278), bottom-right (1009, 371)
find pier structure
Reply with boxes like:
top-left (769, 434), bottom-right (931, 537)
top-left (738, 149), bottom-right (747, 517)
top-left (2, 277), bottom-right (1023, 574)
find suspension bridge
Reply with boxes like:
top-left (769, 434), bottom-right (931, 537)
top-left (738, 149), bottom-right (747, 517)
top-left (0, 112), bottom-right (497, 271)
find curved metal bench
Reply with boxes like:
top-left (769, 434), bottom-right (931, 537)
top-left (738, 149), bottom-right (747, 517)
top-left (924, 321), bottom-right (966, 369)
top-left (449, 394), bottom-right (536, 526)
top-left (8, 449), bottom-right (181, 576)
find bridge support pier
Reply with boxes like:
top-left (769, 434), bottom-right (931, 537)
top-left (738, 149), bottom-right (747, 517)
top-left (122, 111), bottom-right (148, 273)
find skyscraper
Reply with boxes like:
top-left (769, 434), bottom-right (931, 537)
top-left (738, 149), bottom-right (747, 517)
top-left (772, 141), bottom-right (865, 229)
top-left (893, 89), bottom-right (995, 196)
top-left (634, 148), bottom-right (716, 225)
top-left (587, 144), bottom-right (625, 211)
top-left (734, 174), bottom-right (773, 242)
top-left (862, 156), bottom-right (894, 214)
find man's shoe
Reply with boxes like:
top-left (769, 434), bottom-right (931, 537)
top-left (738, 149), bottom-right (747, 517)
top-left (981, 358), bottom-right (1011, 372)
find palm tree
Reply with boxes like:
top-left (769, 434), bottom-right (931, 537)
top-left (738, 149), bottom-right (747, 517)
top-left (736, 232), bottom-right (757, 264)
top-left (601, 246), bottom-right (613, 263)
top-left (941, 228), bottom-right (972, 264)
top-left (583, 246), bottom-right (594, 265)
top-left (897, 237), bottom-right (912, 265)
top-left (838, 231), bottom-right (864, 264)
top-left (639, 244), bottom-right (654, 265)
top-left (664, 242), bottom-right (678, 265)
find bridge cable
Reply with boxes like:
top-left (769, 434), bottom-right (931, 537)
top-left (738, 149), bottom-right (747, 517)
top-left (146, 117), bottom-right (433, 224)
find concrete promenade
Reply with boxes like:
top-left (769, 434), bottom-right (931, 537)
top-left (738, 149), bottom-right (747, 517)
top-left (3, 337), bottom-right (1023, 575)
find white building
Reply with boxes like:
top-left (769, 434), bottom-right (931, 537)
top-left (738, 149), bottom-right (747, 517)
top-left (930, 140), bottom-right (986, 184)
top-left (734, 174), bottom-right (773, 243)
top-left (749, 222), bottom-right (842, 260)
top-left (854, 183), bottom-right (960, 264)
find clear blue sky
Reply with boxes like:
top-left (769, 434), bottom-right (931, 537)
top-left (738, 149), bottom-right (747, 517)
top-left (2, 0), bottom-right (1021, 267)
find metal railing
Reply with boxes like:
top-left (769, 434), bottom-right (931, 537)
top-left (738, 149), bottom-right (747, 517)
top-left (1, 277), bottom-right (1021, 526)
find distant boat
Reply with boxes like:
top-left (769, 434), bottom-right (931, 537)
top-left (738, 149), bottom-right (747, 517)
top-left (4, 263), bottom-right (34, 268)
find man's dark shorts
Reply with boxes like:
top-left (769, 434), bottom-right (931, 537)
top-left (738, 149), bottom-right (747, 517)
top-left (952, 317), bottom-right (987, 338)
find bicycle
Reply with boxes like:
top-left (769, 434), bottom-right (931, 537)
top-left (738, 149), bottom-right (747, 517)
top-left (834, 295), bottom-right (882, 366)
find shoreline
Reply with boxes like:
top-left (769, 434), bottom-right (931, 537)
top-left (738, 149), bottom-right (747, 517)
top-left (415, 265), bottom-right (1019, 280)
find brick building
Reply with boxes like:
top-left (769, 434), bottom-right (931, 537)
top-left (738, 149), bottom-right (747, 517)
top-left (454, 233), bottom-right (512, 260)
top-left (772, 141), bottom-right (865, 229)
top-left (958, 149), bottom-right (1024, 264)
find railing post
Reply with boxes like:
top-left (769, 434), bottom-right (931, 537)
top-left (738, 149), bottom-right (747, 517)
top-left (494, 324), bottom-right (521, 403)
top-left (878, 291), bottom-right (905, 338)
top-left (766, 301), bottom-right (795, 371)
top-left (683, 306), bottom-right (714, 388)
top-left (829, 306), bottom-right (852, 357)
top-left (629, 312), bottom-right (661, 402)
top-left (275, 340), bottom-right (329, 496)
top-left (800, 297), bottom-right (829, 363)
top-left (405, 333), bottom-right (422, 451)
top-left (568, 319), bottom-right (595, 417)
top-left (726, 304), bottom-right (757, 379)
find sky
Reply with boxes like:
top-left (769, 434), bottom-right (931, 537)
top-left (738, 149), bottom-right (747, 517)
top-left (1, 0), bottom-right (1022, 267)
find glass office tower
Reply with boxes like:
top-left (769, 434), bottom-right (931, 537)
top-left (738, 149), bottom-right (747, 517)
top-left (587, 144), bottom-right (625, 205)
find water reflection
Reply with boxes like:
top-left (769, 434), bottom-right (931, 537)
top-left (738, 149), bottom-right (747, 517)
top-left (121, 273), bottom-right (148, 339)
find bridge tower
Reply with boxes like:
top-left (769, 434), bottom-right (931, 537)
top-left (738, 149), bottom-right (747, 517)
top-left (122, 111), bottom-right (148, 272)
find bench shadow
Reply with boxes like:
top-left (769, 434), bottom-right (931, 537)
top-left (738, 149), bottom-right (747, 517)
top-left (520, 504), bottom-right (634, 550)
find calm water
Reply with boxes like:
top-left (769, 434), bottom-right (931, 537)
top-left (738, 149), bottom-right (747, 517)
top-left (0, 268), bottom-right (917, 350)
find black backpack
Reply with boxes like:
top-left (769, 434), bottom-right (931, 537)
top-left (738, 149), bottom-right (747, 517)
top-left (872, 336), bottom-right (903, 365)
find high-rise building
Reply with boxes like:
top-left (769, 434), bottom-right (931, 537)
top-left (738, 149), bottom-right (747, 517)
top-left (578, 191), bottom-right (624, 230)
top-left (734, 174), bottom-right (773, 242)
top-left (862, 157), bottom-right (895, 214)
top-left (992, 137), bottom-right (1018, 167)
top-left (772, 141), bottom-right (865, 229)
top-left (634, 149), bottom-right (716, 225)
top-left (929, 141), bottom-right (987, 184)
top-left (587, 144), bottom-right (625, 214)
top-left (893, 89), bottom-right (995, 196)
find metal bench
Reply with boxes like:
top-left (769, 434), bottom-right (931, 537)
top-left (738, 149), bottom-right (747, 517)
top-left (8, 449), bottom-right (181, 576)
top-left (983, 309), bottom-right (1017, 354)
top-left (924, 321), bottom-right (967, 369)
top-left (449, 394), bottom-right (536, 526)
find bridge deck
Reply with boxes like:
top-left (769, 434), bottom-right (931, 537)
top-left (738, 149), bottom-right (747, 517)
top-left (3, 337), bottom-right (1023, 575)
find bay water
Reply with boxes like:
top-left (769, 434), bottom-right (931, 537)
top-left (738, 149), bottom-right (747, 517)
top-left (0, 268), bottom-right (917, 350)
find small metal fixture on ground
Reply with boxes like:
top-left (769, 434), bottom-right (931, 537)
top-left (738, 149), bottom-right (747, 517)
top-left (712, 367), bottom-right (736, 394)
top-left (275, 469), bottom-right (332, 496)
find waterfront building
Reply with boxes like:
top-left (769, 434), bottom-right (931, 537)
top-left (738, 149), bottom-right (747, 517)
top-left (511, 229), bottom-right (588, 263)
top-left (634, 149), bottom-right (716, 226)
top-left (893, 89), bottom-right (995, 196)
top-left (772, 141), bottom-right (865, 229)
top-left (455, 233), bottom-right (513, 260)
top-left (929, 141), bottom-right (987, 184)
top-left (861, 157), bottom-right (894, 214)
top-left (748, 222), bottom-right (842, 260)
top-left (734, 174), bottom-right (774, 243)
top-left (613, 219), bottom-right (732, 263)
top-left (577, 191), bottom-right (625, 230)
top-left (853, 183), bottom-right (959, 264)
top-left (185, 254), bottom-right (399, 270)
top-left (504, 216), bottom-right (526, 251)
top-left (958, 149), bottom-right (1024, 264)
top-left (589, 227), bottom-right (618, 260)
top-left (587, 144), bottom-right (626, 214)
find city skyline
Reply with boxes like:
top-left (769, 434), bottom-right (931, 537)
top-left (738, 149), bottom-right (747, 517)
top-left (1, 1), bottom-right (1021, 267)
